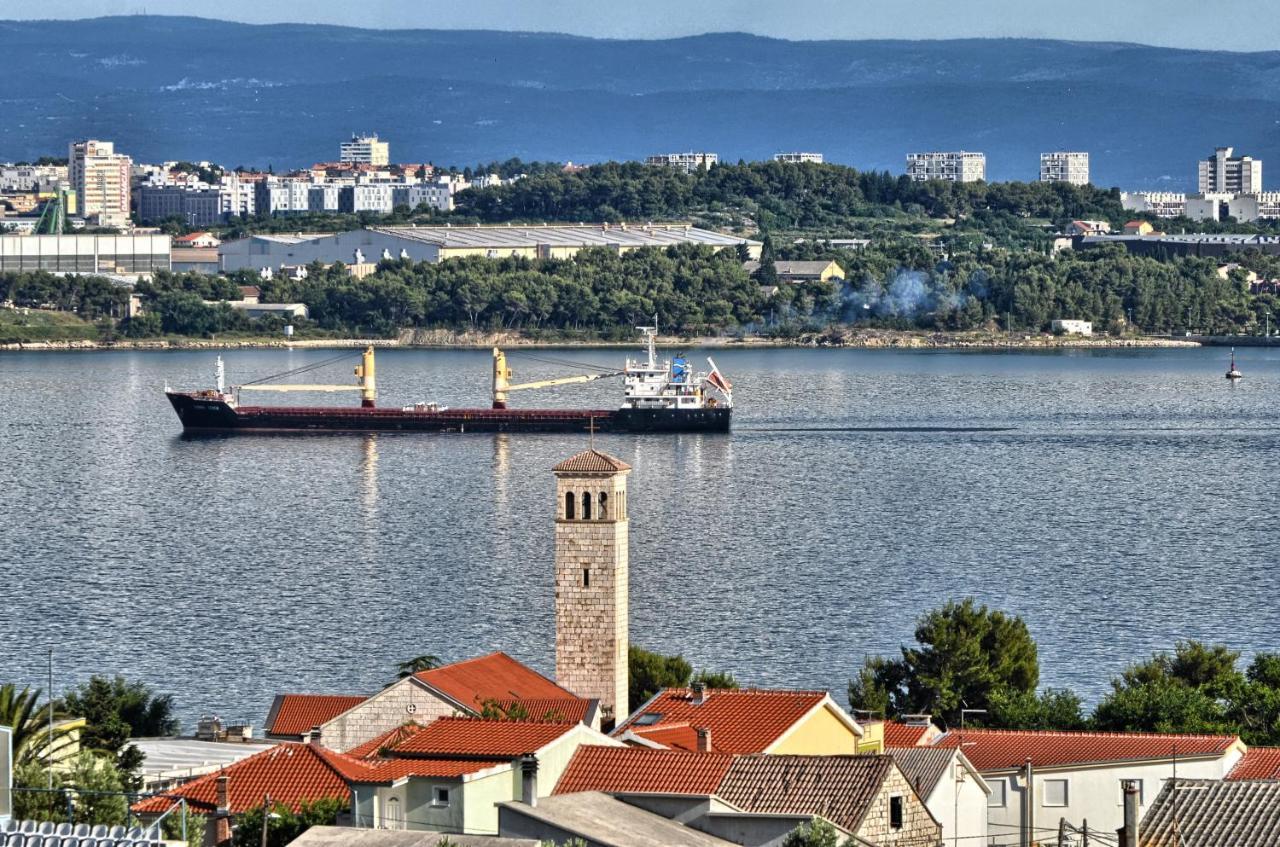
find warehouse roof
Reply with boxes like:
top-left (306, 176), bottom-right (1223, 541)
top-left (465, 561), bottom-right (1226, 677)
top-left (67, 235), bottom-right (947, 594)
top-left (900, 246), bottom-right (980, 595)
top-left (368, 223), bottom-right (758, 250)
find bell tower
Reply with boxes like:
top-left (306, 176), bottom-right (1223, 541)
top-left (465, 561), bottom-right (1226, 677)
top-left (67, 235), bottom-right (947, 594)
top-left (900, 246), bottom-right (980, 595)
top-left (553, 448), bottom-right (631, 725)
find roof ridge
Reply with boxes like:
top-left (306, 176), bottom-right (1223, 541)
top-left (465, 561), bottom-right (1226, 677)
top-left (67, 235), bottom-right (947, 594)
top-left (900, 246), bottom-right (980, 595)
top-left (938, 727), bottom-right (1237, 740)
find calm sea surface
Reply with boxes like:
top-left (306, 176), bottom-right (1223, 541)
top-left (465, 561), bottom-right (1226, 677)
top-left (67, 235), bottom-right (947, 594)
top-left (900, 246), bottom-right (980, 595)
top-left (2, 344), bottom-right (1277, 729)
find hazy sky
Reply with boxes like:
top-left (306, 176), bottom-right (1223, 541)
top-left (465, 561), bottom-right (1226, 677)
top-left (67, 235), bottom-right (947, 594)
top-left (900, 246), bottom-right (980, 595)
top-left (5, 0), bottom-right (1278, 50)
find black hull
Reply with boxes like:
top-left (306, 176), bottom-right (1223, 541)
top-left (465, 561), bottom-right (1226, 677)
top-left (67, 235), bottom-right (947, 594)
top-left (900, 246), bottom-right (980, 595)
top-left (166, 393), bottom-right (731, 434)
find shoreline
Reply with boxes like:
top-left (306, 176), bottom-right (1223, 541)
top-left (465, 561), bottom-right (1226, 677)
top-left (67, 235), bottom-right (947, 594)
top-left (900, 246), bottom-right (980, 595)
top-left (0, 330), bottom-right (1205, 353)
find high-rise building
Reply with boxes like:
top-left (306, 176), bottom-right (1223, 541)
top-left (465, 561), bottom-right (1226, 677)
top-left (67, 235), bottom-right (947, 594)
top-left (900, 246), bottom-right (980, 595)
top-left (340, 134), bottom-right (390, 166)
top-left (1198, 147), bottom-right (1262, 195)
top-left (69, 139), bottom-right (132, 228)
top-left (774, 152), bottom-right (824, 164)
top-left (1040, 152), bottom-right (1090, 186)
top-left (906, 151), bottom-right (986, 183)
top-left (644, 152), bottom-right (718, 174)
top-left (553, 448), bottom-right (631, 724)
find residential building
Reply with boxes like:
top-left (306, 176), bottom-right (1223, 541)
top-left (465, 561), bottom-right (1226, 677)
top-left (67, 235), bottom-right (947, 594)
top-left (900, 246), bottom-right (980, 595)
top-left (1121, 192), bottom-right (1188, 219)
top-left (892, 747), bottom-right (988, 847)
top-left (499, 792), bottom-right (737, 847)
top-left (554, 746), bottom-right (941, 847)
top-left (1064, 220), bottom-right (1111, 237)
top-left (0, 234), bottom-right (170, 274)
top-left (341, 134), bottom-right (390, 167)
top-left (294, 826), bottom-right (537, 847)
top-left (135, 187), bottom-right (222, 227)
top-left (1040, 152), bottom-right (1090, 186)
top-left (645, 153), bottom-right (719, 174)
top-left (264, 694), bottom-right (369, 740)
top-left (69, 140), bottom-right (132, 228)
top-left (870, 717), bottom-right (944, 749)
top-left (1228, 192), bottom-right (1280, 221)
top-left (1198, 146), bottom-right (1262, 195)
top-left (931, 728), bottom-right (1245, 841)
top-left (308, 184), bottom-right (343, 213)
top-left (225, 301), bottom-right (309, 320)
top-left (341, 184), bottom-right (395, 214)
top-left (1052, 319), bottom-right (1093, 336)
top-left (1140, 779), bottom-right (1280, 847)
top-left (906, 151), bottom-right (986, 183)
top-left (1078, 233), bottom-right (1280, 258)
top-left (255, 179), bottom-right (313, 215)
top-left (1226, 745), bottom-right (1280, 779)
top-left (614, 686), bottom-right (877, 755)
top-left (744, 259), bottom-right (845, 284)
top-left (219, 225), bottom-right (762, 273)
top-left (773, 152), bottom-right (823, 164)
top-left (0, 164), bottom-right (67, 193)
top-left (1124, 220), bottom-right (1155, 236)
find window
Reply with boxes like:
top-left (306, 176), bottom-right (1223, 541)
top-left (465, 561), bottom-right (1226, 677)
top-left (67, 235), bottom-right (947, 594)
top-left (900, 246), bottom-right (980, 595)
top-left (432, 786), bottom-right (451, 807)
top-left (634, 712), bottom-right (663, 726)
top-left (1043, 779), bottom-right (1069, 807)
top-left (581, 492), bottom-right (592, 520)
top-left (987, 779), bottom-right (1007, 808)
top-left (889, 796), bottom-right (903, 830)
top-left (583, 568), bottom-right (590, 588)
top-left (598, 491), bottom-right (608, 519)
top-left (1118, 780), bottom-right (1144, 806)
top-left (564, 491), bottom-right (575, 520)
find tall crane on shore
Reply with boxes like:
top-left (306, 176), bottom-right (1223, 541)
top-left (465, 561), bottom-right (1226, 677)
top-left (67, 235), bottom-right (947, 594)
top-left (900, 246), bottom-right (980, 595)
top-left (34, 192), bottom-right (66, 235)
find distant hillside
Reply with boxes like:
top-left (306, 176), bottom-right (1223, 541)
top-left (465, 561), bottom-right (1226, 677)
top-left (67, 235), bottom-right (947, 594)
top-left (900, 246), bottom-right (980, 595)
top-left (1, 16), bottom-right (1277, 189)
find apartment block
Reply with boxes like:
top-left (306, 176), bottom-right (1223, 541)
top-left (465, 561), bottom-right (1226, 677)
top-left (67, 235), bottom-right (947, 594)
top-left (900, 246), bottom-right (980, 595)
top-left (1228, 193), bottom-right (1280, 222)
top-left (1121, 192), bottom-right (1188, 219)
top-left (1040, 152), bottom-right (1089, 186)
top-left (907, 151), bottom-right (986, 183)
top-left (644, 152), bottom-right (718, 174)
top-left (135, 187), bottom-right (223, 227)
top-left (69, 139), bottom-right (132, 228)
top-left (339, 134), bottom-right (390, 166)
top-left (1199, 147), bottom-right (1262, 195)
top-left (774, 152), bottom-right (824, 164)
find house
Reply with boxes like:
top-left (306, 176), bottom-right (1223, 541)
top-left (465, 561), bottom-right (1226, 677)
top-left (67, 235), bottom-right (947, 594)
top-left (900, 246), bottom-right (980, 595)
top-left (1140, 779), bottom-right (1280, 847)
top-left (1216, 263), bottom-right (1259, 284)
top-left (554, 746), bottom-right (940, 847)
top-left (1123, 221), bottom-right (1154, 236)
top-left (291, 826), bottom-right (537, 847)
top-left (892, 748), bottom-right (988, 847)
top-left (870, 717), bottom-right (943, 749)
top-left (498, 792), bottom-right (738, 847)
top-left (238, 286), bottom-right (262, 304)
top-left (613, 685), bottom-right (879, 755)
top-left (300, 652), bottom-right (597, 751)
top-left (225, 301), bottom-right (309, 320)
top-left (339, 718), bottom-right (622, 837)
top-left (743, 260), bottom-right (844, 284)
top-left (1225, 745), bottom-right (1280, 779)
top-left (1051, 319), bottom-right (1093, 336)
top-left (174, 232), bottom-right (221, 249)
top-left (265, 694), bottom-right (368, 741)
top-left (1065, 220), bottom-right (1112, 236)
top-left (931, 729), bottom-right (1245, 840)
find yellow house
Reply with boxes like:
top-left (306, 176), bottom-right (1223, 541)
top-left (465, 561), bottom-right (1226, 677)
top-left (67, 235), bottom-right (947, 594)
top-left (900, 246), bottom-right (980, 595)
top-left (613, 686), bottom-right (882, 755)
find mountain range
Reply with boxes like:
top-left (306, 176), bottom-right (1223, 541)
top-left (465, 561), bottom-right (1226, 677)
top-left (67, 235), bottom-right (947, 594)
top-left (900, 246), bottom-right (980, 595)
top-left (2, 15), bottom-right (1278, 190)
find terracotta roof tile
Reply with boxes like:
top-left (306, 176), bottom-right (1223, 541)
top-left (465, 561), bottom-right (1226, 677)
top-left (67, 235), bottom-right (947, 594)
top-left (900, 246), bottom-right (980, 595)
top-left (554, 747), bottom-right (733, 795)
top-left (1227, 746), bottom-right (1280, 780)
top-left (265, 694), bottom-right (367, 737)
top-left (391, 717), bottom-right (576, 758)
top-left (615, 689), bottom-right (829, 754)
top-left (552, 450), bottom-right (631, 474)
top-left (934, 729), bottom-right (1239, 771)
top-left (344, 722), bottom-right (428, 759)
top-left (131, 743), bottom-right (349, 815)
top-left (628, 724), bottom-right (716, 753)
top-left (1141, 779), bottom-right (1280, 847)
top-left (314, 746), bottom-right (496, 785)
top-left (415, 652), bottom-right (581, 708)
top-left (880, 721), bottom-right (936, 748)
top-left (491, 698), bottom-right (594, 725)
top-left (717, 755), bottom-right (895, 835)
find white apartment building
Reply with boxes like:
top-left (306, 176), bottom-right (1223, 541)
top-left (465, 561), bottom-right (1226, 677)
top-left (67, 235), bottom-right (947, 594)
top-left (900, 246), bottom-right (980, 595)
top-left (1199, 146), bottom-right (1262, 195)
top-left (340, 134), bottom-right (390, 166)
top-left (69, 139), bottom-right (132, 228)
top-left (1229, 193), bottom-right (1280, 221)
top-left (1122, 192), bottom-right (1188, 219)
top-left (1040, 152), bottom-right (1089, 186)
top-left (644, 152), bottom-right (719, 174)
top-left (774, 152), bottom-right (824, 164)
top-left (0, 164), bottom-right (68, 193)
top-left (906, 151), bottom-right (986, 183)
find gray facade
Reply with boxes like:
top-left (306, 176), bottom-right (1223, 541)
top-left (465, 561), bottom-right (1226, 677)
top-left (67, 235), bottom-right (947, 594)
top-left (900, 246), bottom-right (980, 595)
top-left (136, 187), bottom-right (223, 226)
top-left (0, 234), bottom-right (171, 273)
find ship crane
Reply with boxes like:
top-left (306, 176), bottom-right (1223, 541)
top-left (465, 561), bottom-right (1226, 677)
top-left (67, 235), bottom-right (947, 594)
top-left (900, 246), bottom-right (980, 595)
top-left (491, 348), bottom-right (620, 409)
top-left (235, 346), bottom-right (378, 407)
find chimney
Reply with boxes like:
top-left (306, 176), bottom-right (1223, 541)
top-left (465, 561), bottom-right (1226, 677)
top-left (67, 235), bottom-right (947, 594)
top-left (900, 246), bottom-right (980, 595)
top-left (1119, 779), bottom-right (1140, 847)
top-left (520, 755), bottom-right (539, 807)
top-left (214, 774), bottom-right (231, 844)
top-left (691, 682), bottom-right (707, 706)
top-left (308, 725), bottom-right (322, 746)
top-left (695, 727), bottom-right (712, 753)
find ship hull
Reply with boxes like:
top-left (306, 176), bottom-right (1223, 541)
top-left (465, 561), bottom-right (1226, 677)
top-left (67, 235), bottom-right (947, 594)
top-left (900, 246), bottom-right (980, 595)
top-left (166, 393), bottom-right (731, 434)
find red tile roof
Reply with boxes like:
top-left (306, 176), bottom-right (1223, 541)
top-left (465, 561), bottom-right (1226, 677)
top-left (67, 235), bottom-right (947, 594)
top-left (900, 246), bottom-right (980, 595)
top-left (491, 697), bottom-right (594, 725)
top-left (615, 689), bottom-right (830, 754)
top-left (552, 450), bottom-right (631, 474)
top-left (313, 746), bottom-right (496, 785)
top-left (1227, 747), bottom-right (1280, 780)
top-left (132, 743), bottom-right (350, 815)
top-left (415, 652), bottom-right (580, 709)
top-left (344, 722), bottom-right (428, 759)
top-left (717, 755), bottom-right (897, 835)
top-left (934, 729), bottom-right (1239, 771)
top-left (628, 724), bottom-right (715, 753)
top-left (265, 694), bottom-right (367, 737)
top-left (392, 717), bottom-right (576, 758)
top-left (555, 747), bottom-right (734, 796)
top-left (881, 721), bottom-right (935, 748)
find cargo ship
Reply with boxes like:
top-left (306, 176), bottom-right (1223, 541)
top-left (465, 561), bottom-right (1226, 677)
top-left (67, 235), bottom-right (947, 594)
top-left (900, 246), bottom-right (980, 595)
top-left (165, 327), bottom-right (733, 434)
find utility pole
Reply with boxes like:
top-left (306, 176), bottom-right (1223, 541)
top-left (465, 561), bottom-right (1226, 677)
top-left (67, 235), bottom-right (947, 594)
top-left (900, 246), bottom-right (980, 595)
top-left (260, 794), bottom-right (271, 847)
top-left (47, 648), bottom-right (54, 790)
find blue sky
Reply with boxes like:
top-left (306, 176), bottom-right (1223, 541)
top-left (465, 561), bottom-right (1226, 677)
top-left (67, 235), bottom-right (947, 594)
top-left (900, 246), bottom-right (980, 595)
top-left (7, 0), bottom-right (1279, 50)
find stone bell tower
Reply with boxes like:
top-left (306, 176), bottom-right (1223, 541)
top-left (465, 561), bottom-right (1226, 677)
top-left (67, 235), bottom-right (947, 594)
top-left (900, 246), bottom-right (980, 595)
top-left (553, 448), bottom-right (631, 725)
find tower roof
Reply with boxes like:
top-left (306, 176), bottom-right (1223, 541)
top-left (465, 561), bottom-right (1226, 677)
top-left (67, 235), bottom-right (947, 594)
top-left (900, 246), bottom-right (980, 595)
top-left (553, 449), bottom-right (631, 475)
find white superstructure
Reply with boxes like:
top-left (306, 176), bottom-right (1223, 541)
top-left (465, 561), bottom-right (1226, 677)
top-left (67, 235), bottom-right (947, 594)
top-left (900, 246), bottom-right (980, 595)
top-left (621, 326), bottom-right (732, 410)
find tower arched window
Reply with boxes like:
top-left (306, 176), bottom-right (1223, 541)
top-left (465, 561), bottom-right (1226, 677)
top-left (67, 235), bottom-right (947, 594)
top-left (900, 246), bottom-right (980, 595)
top-left (598, 491), bottom-right (608, 520)
top-left (564, 491), bottom-right (576, 520)
top-left (581, 491), bottom-right (592, 520)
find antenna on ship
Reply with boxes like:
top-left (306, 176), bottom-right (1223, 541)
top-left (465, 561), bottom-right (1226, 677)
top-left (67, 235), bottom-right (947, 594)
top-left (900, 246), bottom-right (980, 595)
top-left (589, 416), bottom-right (596, 450)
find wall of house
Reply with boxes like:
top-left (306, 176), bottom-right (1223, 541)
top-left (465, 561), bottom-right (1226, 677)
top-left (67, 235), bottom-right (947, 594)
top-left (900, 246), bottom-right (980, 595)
top-left (924, 757), bottom-right (987, 847)
top-left (770, 705), bottom-right (860, 755)
top-left (854, 765), bottom-right (941, 847)
top-left (695, 813), bottom-right (823, 847)
top-left (405, 775), bottom-right (466, 834)
top-left (984, 751), bottom-right (1243, 845)
top-left (320, 679), bottom-right (460, 752)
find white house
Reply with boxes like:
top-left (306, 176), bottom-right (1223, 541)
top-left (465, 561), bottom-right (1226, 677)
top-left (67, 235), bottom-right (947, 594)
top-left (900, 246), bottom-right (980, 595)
top-left (1051, 319), bottom-right (1093, 336)
top-left (892, 747), bottom-right (988, 847)
top-left (932, 729), bottom-right (1245, 845)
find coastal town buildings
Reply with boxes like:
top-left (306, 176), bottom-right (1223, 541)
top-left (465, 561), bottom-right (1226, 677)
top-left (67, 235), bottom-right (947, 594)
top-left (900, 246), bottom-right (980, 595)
top-left (69, 140), bottom-right (131, 228)
top-left (773, 152), bottom-right (823, 164)
top-left (906, 151), bottom-right (986, 183)
top-left (645, 152), bottom-right (719, 173)
top-left (1198, 146), bottom-right (1262, 195)
top-left (1040, 151), bottom-right (1089, 185)
top-left (340, 135), bottom-right (391, 167)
